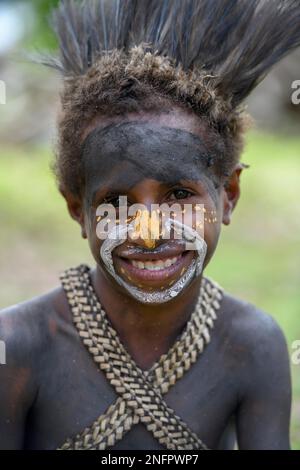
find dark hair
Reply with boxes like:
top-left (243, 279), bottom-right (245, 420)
top-left (41, 0), bottom-right (300, 195)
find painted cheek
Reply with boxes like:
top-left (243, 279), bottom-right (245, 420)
top-left (204, 217), bottom-right (221, 263)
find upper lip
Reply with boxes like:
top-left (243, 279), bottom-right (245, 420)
top-left (114, 241), bottom-right (188, 261)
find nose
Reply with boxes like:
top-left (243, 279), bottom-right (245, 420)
top-left (129, 208), bottom-right (162, 249)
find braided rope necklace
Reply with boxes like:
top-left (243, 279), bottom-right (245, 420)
top-left (57, 264), bottom-right (223, 450)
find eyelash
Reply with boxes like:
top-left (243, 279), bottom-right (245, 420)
top-left (168, 188), bottom-right (194, 200)
top-left (102, 195), bottom-right (122, 207)
top-left (101, 188), bottom-right (194, 207)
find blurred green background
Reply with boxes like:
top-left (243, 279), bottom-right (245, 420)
top-left (0, 0), bottom-right (299, 449)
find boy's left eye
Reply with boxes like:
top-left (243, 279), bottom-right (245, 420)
top-left (169, 189), bottom-right (193, 200)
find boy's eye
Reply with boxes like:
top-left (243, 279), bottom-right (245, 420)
top-left (169, 189), bottom-right (193, 200)
top-left (103, 195), bottom-right (120, 207)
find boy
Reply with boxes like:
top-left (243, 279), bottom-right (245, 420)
top-left (0, 0), bottom-right (299, 450)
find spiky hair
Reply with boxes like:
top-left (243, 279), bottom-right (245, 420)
top-left (44, 0), bottom-right (300, 195)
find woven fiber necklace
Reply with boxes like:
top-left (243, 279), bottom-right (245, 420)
top-left (58, 264), bottom-right (223, 450)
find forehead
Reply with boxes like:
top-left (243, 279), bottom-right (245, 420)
top-left (80, 114), bottom-right (220, 201)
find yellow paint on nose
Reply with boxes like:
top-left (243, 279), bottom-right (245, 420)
top-left (132, 209), bottom-right (161, 249)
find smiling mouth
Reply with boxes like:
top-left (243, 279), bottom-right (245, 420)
top-left (114, 250), bottom-right (194, 288)
top-left (129, 256), bottom-right (179, 270)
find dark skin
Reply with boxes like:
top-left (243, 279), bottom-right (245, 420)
top-left (0, 109), bottom-right (291, 450)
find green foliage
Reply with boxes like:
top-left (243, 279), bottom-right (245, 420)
top-left (34, 0), bottom-right (60, 47)
top-left (25, 0), bottom-right (60, 50)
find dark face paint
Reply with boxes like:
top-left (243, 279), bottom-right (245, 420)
top-left (80, 121), bottom-right (221, 207)
top-left (79, 121), bottom-right (223, 294)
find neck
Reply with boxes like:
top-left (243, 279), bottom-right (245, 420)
top-left (90, 263), bottom-right (203, 370)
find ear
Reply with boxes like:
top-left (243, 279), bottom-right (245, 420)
top-left (60, 186), bottom-right (87, 239)
top-left (222, 163), bottom-right (247, 226)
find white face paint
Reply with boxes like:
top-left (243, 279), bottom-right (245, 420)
top-left (99, 218), bottom-right (207, 304)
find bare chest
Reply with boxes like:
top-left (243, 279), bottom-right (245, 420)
top-left (25, 330), bottom-right (238, 450)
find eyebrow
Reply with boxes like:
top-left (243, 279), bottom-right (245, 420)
top-left (91, 187), bottom-right (107, 204)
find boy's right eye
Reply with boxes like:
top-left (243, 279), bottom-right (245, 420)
top-left (103, 196), bottom-right (120, 207)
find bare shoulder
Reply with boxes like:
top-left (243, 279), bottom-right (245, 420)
top-left (216, 290), bottom-right (291, 392)
top-left (0, 286), bottom-right (77, 449)
top-left (216, 292), bottom-right (292, 449)
top-left (219, 291), bottom-right (288, 353)
top-left (0, 285), bottom-right (75, 369)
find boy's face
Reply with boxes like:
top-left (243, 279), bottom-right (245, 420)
top-left (64, 109), bottom-right (241, 301)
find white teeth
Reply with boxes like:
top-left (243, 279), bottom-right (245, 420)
top-left (130, 256), bottom-right (179, 270)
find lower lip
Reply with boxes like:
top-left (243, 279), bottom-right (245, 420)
top-left (115, 251), bottom-right (194, 286)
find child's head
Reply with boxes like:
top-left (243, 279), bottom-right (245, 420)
top-left (57, 75), bottom-right (245, 302)
top-left (54, 44), bottom-right (249, 198)
top-left (44, 0), bottom-right (300, 302)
